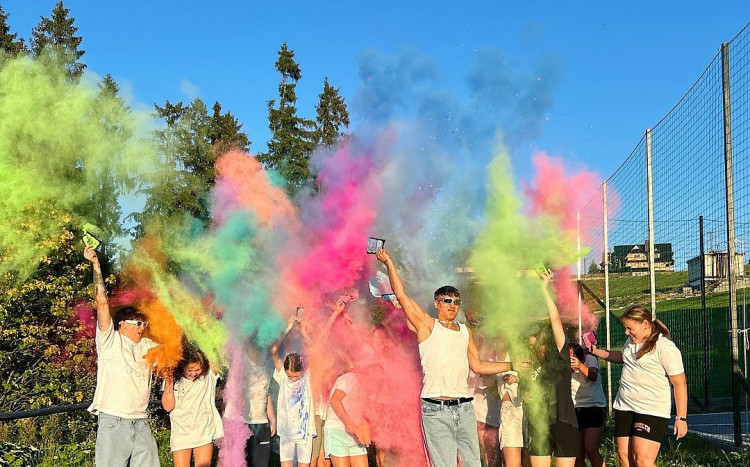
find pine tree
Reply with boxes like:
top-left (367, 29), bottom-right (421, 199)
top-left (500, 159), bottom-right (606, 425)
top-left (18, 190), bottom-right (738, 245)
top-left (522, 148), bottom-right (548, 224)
top-left (30, 1), bottom-right (85, 80)
top-left (136, 98), bottom-right (250, 232)
top-left (0, 5), bottom-right (25, 56)
top-left (315, 77), bottom-right (349, 146)
top-left (257, 43), bottom-right (316, 196)
top-left (209, 101), bottom-right (251, 156)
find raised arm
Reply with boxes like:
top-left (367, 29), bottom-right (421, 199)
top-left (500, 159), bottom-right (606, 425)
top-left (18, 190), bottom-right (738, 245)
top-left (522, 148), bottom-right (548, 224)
top-left (540, 270), bottom-right (565, 353)
top-left (467, 329), bottom-right (511, 375)
top-left (375, 249), bottom-right (432, 335)
top-left (270, 317), bottom-right (296, 370)
top-left (84, 246), bottom-right (110, 331)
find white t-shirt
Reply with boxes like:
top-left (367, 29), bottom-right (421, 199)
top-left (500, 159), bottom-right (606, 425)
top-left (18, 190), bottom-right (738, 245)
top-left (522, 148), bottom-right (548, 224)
top-left (325, 372), bottom-right (362, 431)
top-left (613, 335), bottom-right (684, 418)
top-left (571, 354), bottom-right (607, 408)
top-left (469, 370), bottom-right (501, 427)
top-left (88, 318), bottom-right (159, 418)
top-left (169, 370), bottom-right (224, 451)
top-left (243, 358), bottom-right (271, 424)
top-left (273, 368), bottom-right (316, 440)
top-left (497, 370), bottom-right (522, 408)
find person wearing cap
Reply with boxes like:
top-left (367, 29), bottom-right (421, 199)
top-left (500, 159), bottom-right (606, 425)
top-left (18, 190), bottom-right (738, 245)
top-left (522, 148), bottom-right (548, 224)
top-left (376, 249), bottom-right (510, 467)
top-left (84, 245), bottom-right (161, 466)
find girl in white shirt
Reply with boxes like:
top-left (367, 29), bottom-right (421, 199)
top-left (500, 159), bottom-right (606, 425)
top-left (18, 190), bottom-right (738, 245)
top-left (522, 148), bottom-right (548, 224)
top-left (162, 346), bottom-right (224, 467)
top-left (590, 305), bottom-right (687, 467)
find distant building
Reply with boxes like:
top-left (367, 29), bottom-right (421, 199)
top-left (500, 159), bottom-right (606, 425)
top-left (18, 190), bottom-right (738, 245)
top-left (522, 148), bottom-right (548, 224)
top-left (687, 251), bottom-right (745, 288)
top-left (610, 242), bottom-right (675, 273)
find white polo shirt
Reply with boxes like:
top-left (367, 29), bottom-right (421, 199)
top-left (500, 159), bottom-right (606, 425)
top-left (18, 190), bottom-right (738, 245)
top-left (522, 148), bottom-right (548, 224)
top-left (88, 318), bottom-right (159, 418)
top-left (613, 335), bottom-right (684, 419)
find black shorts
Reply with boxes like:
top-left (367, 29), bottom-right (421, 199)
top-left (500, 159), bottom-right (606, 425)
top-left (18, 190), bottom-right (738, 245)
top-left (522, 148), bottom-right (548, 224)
top-left (576, 406), bottom-right (606, 431)
top-left (614, 410), bottom-right (669, 443)
top-left (529, 422), bottom-right (579, 458)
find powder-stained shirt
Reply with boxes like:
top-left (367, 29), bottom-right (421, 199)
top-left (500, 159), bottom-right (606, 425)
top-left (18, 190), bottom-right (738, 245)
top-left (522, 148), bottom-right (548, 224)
top-left (273, 368), bottom-right (316, 440)
top-left (325, 372), bottom-right (363, 431)
top-left (88, 318), bottom-right (159, 419)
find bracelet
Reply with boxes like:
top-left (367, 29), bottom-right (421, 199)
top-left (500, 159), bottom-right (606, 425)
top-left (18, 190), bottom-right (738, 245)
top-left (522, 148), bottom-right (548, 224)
top-left (675, 416), bottom-right (687, 422)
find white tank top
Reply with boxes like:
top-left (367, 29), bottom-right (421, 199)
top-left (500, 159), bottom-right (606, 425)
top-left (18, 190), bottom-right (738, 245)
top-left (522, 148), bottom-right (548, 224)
top-left (419, 319), bottom-right (470, 398)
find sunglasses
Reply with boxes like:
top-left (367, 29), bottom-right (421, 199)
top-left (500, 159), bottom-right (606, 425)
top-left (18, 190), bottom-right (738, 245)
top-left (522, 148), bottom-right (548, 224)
top-left (438, 297), bottom-right (462, 306)
top-left (122, 319), bottom-right (149, 328)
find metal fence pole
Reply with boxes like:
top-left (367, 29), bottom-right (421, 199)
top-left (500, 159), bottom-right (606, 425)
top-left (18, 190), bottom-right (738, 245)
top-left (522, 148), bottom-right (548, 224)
top-left (646, 129), bottom-right (657, 315)
top-left (721, 41), bottom-right (742, 448)
top-left (577, 211), bottom-right (583, 342)
top-left (700, 215), bottom-right (710, 409)
top-left (603, 181), bottom-right (612, 412)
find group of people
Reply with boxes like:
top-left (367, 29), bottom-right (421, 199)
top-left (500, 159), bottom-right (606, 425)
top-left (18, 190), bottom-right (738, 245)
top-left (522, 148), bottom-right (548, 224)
top-left (83, 242), bottom-right (688, 467)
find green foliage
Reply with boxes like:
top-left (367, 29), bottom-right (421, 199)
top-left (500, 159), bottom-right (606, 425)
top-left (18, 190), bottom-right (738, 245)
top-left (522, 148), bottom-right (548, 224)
top-left (0, 6), bottom-right (25, 57)
top-left (135, 98), bottom-right (250, 232)
top-left (30, 1), bottom-right (85, 81)
top-left (587, 260), bottom-right (601, 275)
top-left (257, 42), bottom-right (317, 196)
top-left (0, 212), bottom-right (98, 418)
top-left (315, 77), bottom-right (349, 146)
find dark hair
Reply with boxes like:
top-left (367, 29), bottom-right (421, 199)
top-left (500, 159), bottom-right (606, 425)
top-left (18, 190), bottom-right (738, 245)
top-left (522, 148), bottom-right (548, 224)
top-left (621, 305), bottom-right (671, 359)
top-left (434, 285), bottom-right (460, 300)
top-left (570, 343), bottom-right (586, 362)
top-left (114, 306), bottom-right (147, 330)
top-left (284, 352), bottom-right (304, 372)
top-left (174, 346), bottom-right (210, 380)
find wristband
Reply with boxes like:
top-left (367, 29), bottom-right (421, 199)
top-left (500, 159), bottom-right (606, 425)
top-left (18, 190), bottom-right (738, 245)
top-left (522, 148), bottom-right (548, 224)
top-left (675, 416), bottom-right (687, 422)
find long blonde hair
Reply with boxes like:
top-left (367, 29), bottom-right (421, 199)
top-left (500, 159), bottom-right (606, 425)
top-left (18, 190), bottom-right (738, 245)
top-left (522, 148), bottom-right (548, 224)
top-left (621, 305), bottom-right (670, 359)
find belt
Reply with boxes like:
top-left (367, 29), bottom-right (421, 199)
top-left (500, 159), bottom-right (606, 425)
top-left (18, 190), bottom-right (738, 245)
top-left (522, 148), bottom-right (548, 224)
top-left (422, 397), bottom-right (474, 406)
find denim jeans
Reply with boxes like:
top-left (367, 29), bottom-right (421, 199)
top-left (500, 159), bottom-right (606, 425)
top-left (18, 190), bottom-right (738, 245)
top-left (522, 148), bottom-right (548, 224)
top-left (95, 413), bottom-right (159, 467)
top-left (421, 400), bottom-right (481, 467)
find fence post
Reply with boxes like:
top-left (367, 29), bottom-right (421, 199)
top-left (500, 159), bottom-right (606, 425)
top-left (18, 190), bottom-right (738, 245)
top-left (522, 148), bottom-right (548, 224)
top-left (603, 181), bottom-right (612, 413)
top-left (577, 211), bottom-right (583, 343)
top-left (721, 41), bottom-right (742, 448)
top-left (646, 129), bottom-right (657, 315)
top-left (700, 216), bottom-right (710, 409)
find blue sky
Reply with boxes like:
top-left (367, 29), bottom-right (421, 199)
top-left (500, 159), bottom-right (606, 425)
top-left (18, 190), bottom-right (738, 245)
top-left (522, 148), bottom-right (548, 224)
top-left (3, 0), bottom-right (749, 179)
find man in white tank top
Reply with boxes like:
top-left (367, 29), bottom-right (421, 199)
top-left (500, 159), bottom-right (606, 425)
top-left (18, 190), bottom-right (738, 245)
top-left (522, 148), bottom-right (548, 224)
top-left (376, 249), bottom-right (511, 467)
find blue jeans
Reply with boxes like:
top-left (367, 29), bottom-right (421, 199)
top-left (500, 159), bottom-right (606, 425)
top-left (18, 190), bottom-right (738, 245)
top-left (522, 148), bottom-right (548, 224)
top-left (421, 400), bottom-right (481, 467)
top-left (95, 413), bottom-right (159, 467)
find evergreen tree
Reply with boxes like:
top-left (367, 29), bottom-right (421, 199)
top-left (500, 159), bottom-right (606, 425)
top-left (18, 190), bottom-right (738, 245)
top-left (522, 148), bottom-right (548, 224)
top-left (30, 1), bottom-right (85, 80)
top-left (315, 77), bottom-right (349, 146)
top-left (0, 5), bottom-right (25, 56)
top-left (209, 101), bottom-right (251, 156)
top-left (136, 98), bottom-right (250, 232)
top-left (257, 43), bottom-right (316, 196)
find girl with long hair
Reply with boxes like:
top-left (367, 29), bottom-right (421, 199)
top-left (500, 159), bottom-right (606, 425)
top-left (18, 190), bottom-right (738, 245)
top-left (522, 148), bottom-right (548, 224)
top-left (589, 305), bottom-right (687, 467)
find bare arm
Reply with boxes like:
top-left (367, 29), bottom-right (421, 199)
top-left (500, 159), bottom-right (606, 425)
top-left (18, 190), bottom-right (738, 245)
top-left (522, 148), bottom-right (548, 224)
top-left (570, 356), bottom-right (599, 381)
top-left (330, 389), bottom-right (371, 445)
top-left (375, 249), bottom-right (432, 335)
top-left (589, 345), bottom-right (624, 364)
top-left (161, 376), bottom-right (175, 412)
top-left (670, 373), bottom-right (688, 439)
top-left (270, 318), bottom-right (296, 370)
top-left (467, 329), bottom-right (511, 375)
top-left (84, 246), bottom-right (110, 331)
top-left (540, 271), bottom-right (565, 353)
top-left (267, 393), bottom-right (276, 436)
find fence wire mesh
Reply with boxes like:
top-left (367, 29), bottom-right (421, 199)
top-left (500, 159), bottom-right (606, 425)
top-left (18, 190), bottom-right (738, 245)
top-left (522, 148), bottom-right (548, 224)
top-left (581, 23), bottom-right (750, 447)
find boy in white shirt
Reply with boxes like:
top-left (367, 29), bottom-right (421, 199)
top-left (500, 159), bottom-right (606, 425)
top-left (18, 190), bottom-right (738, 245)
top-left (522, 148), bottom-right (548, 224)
top-left (84, 246), bottom-right (160, 466)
